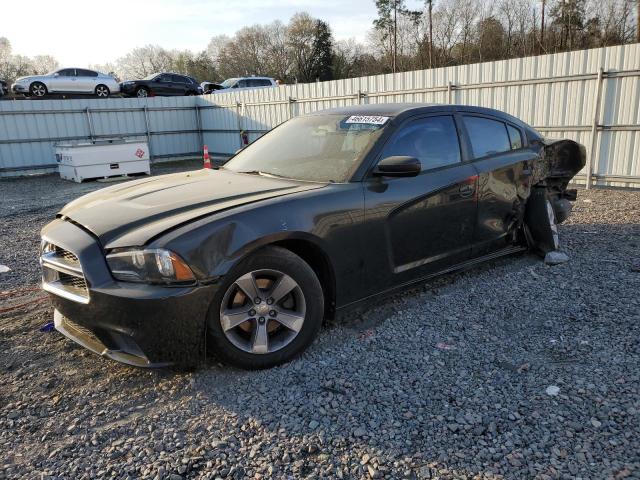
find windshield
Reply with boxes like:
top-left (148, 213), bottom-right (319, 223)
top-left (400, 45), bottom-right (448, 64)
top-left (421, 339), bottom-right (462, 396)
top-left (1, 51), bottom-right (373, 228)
top-left (224, 114), bottom-right (390, 182)
top-left (143, 73), bottom-right (159, 80)
top-left (220, 78), bottom-right (238, 88)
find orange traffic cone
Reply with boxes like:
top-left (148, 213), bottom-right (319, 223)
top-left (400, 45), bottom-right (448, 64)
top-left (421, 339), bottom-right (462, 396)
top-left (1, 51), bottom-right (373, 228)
top-left (203, 145), bottom-right (212, 169)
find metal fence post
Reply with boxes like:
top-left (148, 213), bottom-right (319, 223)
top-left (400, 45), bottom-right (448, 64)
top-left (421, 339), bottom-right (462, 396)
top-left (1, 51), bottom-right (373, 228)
top-left (357, 90), bottom-right (362, 105)
top-left (288, 97), bottom-right (296, 119)
top-left (236, 102), bottom-right (243, 149)
top-left (586, 67), bottom-right (605, 189)
top-left (447, 82), bottom-right (453, 104)
top-left (143, 106), bottom-right (153, 159)
top-left (195, 104), bottom-right (203, 149)
top-left (85, 107), bottom-right (94, 142)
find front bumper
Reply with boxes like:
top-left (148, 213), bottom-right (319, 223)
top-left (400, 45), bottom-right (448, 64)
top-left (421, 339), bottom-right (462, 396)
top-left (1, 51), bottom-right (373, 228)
top-left (42, 218), bottom-right (218, 367)
top-left (11, 83), bottom-right (27, 93)
top-left (119, 84), bottom-right (137, 96)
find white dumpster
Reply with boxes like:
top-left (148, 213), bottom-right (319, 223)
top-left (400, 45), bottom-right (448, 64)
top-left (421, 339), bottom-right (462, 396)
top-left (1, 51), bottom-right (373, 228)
top-left (56, 139), bottom-right (150, 183)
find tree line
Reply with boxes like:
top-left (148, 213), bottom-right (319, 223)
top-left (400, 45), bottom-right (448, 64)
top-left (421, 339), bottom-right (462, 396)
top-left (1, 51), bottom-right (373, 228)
top-left (1, 0), bottom-right (638, 86)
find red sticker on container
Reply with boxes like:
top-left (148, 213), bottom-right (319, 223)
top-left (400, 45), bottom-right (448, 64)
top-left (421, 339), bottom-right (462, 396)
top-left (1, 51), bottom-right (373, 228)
top-left (135, 148), bottom-right (145, 158)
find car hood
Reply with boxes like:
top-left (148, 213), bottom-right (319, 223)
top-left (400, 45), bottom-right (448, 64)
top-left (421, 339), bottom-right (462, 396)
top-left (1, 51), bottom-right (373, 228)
top-left (59, 169), bottom-right (326, 249)
top-left (15, 75), bottom-right (43, 83)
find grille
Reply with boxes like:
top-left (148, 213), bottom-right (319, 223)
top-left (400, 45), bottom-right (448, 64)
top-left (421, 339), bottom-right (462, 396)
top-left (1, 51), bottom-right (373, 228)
top-left (59, 272), bottom-right (88, 291)
top-left (55, 246), bottom-right (80, 266)
top-left (41, 242), bottom-right (89, 303)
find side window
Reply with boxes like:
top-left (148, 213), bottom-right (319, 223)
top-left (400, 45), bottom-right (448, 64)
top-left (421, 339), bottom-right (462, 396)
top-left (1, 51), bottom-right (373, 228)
top-left (256, 79), bottom-right (272, 87)
top-left (171, 75), bottom-right (187, 84)
top-left (463, 116), bottom-right (511, 158)
top-left (77, 69), bottom-right (98, 77)
top-left (58, 69), bottom-right (75, 77)
top-left (507, 124), bottom-right (523, 149)
top-left (380, 116), bottom-right (461, 171)
top-left (159, 74), bottom-right (172, 83)
top-left (237, 80), bottom-right (249, 88)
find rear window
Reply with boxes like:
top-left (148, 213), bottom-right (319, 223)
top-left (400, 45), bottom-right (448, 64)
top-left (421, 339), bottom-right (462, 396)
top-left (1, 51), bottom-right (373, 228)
top-left (171, 75), bottom-right (188, 84)
top-left (463, 116), bottom-right (511, 158)
top-left (77, 69), bottom-right (98, 77)
top-left (507, 124), bottom-right (523, 149)
top-left (247, 79), bottom-right (272, 87)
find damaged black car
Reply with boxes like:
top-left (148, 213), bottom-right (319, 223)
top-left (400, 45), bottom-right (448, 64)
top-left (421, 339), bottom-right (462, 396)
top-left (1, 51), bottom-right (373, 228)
top-left (40, 104), bottom-right (585, 369)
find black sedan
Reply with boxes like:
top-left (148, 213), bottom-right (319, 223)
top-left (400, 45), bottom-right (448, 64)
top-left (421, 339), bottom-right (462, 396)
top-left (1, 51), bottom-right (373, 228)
top-left (120, 72), bottom-right (201, 98)
top-left (41, 104), bottom-right (585, 369)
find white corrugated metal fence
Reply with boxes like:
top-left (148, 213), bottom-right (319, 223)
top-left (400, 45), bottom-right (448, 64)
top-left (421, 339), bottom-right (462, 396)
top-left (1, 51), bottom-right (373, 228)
top-left (1, 44), bottom-right (639, 187)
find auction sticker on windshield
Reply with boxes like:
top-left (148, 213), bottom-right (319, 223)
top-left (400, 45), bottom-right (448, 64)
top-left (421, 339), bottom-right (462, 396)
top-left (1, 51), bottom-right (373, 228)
top-left (345, 115), bottom-right (390, 125)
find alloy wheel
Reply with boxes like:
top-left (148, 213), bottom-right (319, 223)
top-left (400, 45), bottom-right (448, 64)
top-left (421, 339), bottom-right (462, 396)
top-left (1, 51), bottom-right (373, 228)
top-left (546, 199), bottom-right (560, 250)
top-left (32, 84), bottom-right (46, 97)
top-left (137, 89), bottom-right (148, 98)
top-left (219, 269), bottom-right (306, 354)
top-left (96, 86), bottom-right (109, 97)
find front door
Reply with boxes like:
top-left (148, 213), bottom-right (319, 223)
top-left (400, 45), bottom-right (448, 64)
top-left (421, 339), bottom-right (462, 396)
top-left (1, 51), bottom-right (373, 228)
top-left (50, 68), bottom-right (76, 93)
top-left (362, 114), bottom-right (478, 293)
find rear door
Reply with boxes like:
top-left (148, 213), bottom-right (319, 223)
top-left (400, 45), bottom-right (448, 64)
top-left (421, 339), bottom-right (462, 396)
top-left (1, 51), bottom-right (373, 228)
top-left (75, 69), bottom-right (99, 93)
top-left (460, 114), bottom-right (536, 256)
top-left (362, 114), bottom-right (478, 292)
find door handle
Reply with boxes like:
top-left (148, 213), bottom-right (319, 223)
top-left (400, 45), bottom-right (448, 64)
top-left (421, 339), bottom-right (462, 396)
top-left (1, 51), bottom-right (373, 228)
top-left (459, 184), bottom-right (474, 197)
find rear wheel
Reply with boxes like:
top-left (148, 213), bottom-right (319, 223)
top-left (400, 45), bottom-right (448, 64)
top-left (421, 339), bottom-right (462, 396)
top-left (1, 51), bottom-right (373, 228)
top-left (207, 246), bottom-right (324, 369)
top-left (135, 87), bottom-right (149, 98)
top-left (524, 187), bottom-right (560, 254)
top-left (95, 84), bottom-right (110, 98)
top-left (29, 82), bottom-right (47, 97)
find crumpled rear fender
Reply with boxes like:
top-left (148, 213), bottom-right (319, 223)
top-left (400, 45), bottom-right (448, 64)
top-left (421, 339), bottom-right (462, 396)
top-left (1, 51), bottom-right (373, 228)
top-left (532, 138), bottom-right (587, 186)
top-left (529, 138), bottom-right (586, 224)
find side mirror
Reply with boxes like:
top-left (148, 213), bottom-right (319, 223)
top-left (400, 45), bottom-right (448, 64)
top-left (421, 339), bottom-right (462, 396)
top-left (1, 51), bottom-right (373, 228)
top-left (373, 156), bottom-right (421, 177)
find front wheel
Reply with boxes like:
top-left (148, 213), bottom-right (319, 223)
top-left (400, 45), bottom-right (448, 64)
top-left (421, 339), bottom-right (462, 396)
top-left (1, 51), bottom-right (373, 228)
top-left (135, 87), bottom-right (149, 98)
top-left (29, 82), bottom-right (47, 97)
top-left (207, 246), bottom-right (324, 369)
top-left (95, 84), bottom-right (110, 98)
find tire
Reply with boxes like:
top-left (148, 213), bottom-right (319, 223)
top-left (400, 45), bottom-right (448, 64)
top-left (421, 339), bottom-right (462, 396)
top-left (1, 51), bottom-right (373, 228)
top-left (524, 187), bottom-right (560, 255)
top-left (135, 87), bottom-right (149, 98)
top-left (207, 246), bottom-right (324, 369)
top-left (95, 84), bottom-right (110, 98)
top-left (29, 82), bottom-right (47, 98)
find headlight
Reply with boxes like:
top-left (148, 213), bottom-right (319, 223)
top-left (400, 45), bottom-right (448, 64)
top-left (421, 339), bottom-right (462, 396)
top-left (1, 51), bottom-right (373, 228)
top-left (122, 81), bottom-right (134, 86)
top-left (106, 248), bottom-right (195, 284)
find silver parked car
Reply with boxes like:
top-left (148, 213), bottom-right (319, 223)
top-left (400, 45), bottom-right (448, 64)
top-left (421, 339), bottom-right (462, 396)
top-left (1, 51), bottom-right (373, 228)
top-left (11, 68), bottom-right (120, 98)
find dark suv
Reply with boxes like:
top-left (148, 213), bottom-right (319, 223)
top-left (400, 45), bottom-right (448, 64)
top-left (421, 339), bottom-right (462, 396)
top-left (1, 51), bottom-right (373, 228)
top-left (120, 73), bottom-right (202, 98)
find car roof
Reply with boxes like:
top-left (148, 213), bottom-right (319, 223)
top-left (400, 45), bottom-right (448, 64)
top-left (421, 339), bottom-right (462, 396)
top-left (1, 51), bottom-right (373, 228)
top-left (310, 103), bottom-right (529, 128)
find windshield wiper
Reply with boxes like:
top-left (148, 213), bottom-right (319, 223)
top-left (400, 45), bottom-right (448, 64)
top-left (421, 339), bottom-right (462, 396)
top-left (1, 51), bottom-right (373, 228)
top-left (238, 170), bottom-right (288, 179)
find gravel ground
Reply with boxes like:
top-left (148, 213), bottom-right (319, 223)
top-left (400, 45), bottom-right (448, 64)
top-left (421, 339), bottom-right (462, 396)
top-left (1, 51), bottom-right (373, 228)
top-left (0, 172), bottom-right (639, 479)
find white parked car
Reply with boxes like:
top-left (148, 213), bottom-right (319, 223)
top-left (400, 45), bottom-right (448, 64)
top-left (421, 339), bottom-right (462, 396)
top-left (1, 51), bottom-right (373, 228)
top-left (11, 68), bottom-right (120, 98)
top-left (213, 76), bottom-right (277, 93)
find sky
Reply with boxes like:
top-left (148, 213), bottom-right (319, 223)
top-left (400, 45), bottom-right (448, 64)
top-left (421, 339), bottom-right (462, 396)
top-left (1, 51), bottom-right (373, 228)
top-left (1, 0), bottom-right (425, 67)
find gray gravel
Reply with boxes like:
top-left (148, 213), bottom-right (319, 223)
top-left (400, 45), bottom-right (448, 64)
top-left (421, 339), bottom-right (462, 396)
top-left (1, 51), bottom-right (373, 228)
top-left (1, 174), bottom-right (639, 479)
